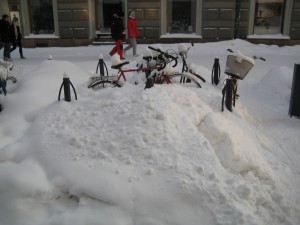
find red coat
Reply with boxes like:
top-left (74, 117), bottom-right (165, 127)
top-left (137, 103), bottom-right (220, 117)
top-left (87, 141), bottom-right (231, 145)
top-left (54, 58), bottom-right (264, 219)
top-left (127, 17), bottom-right (139, 38)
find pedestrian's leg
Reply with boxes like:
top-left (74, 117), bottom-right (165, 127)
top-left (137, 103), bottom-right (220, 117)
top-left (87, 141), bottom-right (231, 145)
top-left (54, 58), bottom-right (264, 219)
top-left (110, 44), bottom-right (118, 56)
top-left (124, 38), bottom-right (133, 51)
top-left (116, 39), bottom-right (124, 59)
top-left (18, 39), bottom-right (24, 58)
top-left (10, 42), bottom-right (17, 53)
top-left (4, 42), bottom-right (11, 59)
top-left (132, 38), bottom-right (137, 55)
top-left (110, 47), bottom-right (115, 56)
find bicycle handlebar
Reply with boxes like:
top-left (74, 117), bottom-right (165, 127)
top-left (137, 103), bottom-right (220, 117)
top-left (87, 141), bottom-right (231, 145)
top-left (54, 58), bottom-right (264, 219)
top-left (148, 46), bottom-right (178, 67)
top-left (253, 56), bottom-right (266, 61)
top-left (227, 49), bottom-right (266, 61)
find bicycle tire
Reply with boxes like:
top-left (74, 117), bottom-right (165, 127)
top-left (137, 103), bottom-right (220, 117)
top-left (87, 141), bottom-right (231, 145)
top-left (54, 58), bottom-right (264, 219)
top-left (224, 79), bottom-right (233, 112)
top-left (161, 73), bottom-right (202, 88)
top-left (181, 72), bottom-right (206, 84)
top-left (6, 76), bottom-right (17, 83)
top-left (4, 76), bottom-right (18, 93)
top-left (191, 72), bottom-right (206, 83)
top-left (88, 80), bottom-right (121, 90)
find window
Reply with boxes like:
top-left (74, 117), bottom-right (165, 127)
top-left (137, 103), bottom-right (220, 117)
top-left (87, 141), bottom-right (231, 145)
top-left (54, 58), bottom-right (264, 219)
top-left (167, 0), bottom-right (196, 34)
top-left (28, 0), bottom-right (54, 34)
top-left (96, 0), bottom-right (125, 33)
top-left (254, 0), bottom-right (285, 34)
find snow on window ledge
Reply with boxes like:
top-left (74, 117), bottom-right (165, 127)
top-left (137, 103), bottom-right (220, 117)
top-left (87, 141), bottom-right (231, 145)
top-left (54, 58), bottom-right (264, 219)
top-left (24, 34), bottom-right (59, 39)
top-left (247, 34), bottom-right (290, 40)
top-left (160, 33), bottom-right (202, 39)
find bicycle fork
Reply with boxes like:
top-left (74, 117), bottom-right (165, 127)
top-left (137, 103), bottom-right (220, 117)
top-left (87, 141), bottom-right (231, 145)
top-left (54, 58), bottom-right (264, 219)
top-left (222, 78), bottom-right (238, 112)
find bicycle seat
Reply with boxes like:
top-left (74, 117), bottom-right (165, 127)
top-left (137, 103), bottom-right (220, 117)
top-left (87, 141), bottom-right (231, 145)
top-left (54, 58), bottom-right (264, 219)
top-left (111, 61), bottom-right (130, 70)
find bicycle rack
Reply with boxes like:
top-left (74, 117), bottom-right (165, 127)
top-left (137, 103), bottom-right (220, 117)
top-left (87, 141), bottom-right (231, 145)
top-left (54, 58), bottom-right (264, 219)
top-left (58, 73), bottom-right (77, 102)
top-left (96, 54), bottom-right (108, 76)
top-left (289, 63), bottom-right (300, 117)
top-left (211, 58), bottom-right (220, 85)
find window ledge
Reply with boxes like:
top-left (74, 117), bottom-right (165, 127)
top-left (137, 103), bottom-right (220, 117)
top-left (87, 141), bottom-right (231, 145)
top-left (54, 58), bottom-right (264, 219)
top-left (24, 34), bottom-right (59, 39)
top-left (160, 33), bottom-right (202, 39)
top-left (247, 34), bottom-right (290, 40)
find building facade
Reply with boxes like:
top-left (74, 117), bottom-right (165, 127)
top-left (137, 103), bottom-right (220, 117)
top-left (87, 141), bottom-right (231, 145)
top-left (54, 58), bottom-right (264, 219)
top-left (1, 0), bottom-right (299, 47)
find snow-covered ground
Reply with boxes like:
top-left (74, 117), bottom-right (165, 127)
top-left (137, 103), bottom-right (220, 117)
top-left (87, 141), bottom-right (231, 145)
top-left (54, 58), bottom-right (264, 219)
top-left (0, 39), bottom-right (300, 225)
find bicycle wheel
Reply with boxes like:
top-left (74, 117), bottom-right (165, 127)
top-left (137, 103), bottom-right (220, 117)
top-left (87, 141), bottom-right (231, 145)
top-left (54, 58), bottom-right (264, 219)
top-left (161, 73), bottom-right (202, 88)
top-left (89, 80), bottom-right (121, 90)
top-left (191, 72), bottom-right (206, 83)
top-left (222, 79), bottom-right (234, 112)
top-left (6, 76), bottom-right (17, 84)
top-left (4, 76), bottom-right (18, 93)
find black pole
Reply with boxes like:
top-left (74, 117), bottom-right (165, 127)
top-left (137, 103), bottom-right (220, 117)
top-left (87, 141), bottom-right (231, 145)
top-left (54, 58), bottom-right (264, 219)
top-left (96, 54), bottom-right (105, 76)
top-left (212, 58), bottom-right (220, 85)
top-left (63, 77), bottom-right (71, 102)
top-left (58, 73), bottom-right (77, 102)
top-left (99, 58), bottom-right (104, 76)
top-left (96, 54), bottom-right (108, 76)
top-left (234, 0), bottom-right (242, 39)
top-left (289, 63), bottom-right (300, 117)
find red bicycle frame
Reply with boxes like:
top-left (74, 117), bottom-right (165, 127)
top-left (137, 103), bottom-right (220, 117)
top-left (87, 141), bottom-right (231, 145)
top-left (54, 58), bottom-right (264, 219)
top-left (115, 65), bottom-right (171, 84)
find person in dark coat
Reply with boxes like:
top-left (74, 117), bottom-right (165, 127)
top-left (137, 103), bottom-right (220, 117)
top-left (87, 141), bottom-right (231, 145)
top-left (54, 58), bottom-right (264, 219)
top-left (0, 14), bottom-right (13, 60)
top-left (10, 17), bottom-right (25, 59)
top-left (109, 11), bottom-right (125, 60)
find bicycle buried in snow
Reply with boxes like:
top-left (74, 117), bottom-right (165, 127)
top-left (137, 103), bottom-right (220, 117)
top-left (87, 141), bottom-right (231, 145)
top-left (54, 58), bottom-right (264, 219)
top-left (176, 43), bottom-right (206, 86)
top-left (88, 54), bottom-right (166, 90)
top-left (88, 46), bottom-right (202, 90)
top-left (221, 49), bottom-right (265, 112)
top-left (144, 46), bottom-right (203, 88)
top-left (145, 43), bottom-right (206, 87)
top-left (0, 59), bottom-right (18, 112)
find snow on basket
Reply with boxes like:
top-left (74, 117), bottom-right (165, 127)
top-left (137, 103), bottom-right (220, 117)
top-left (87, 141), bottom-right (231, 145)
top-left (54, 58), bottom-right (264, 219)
top-left (225, 53), bottom-right (254, 80)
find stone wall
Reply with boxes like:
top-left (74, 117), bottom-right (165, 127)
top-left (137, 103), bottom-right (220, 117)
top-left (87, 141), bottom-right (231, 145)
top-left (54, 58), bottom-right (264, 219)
top-left (202, 0), bottom-right (250, 39)
top-left (128, 0), bottom-right (160, 39)
top-left (291, 0), bottom-right (300, 39)
top-left (57, 0), bottom-right (89, 39)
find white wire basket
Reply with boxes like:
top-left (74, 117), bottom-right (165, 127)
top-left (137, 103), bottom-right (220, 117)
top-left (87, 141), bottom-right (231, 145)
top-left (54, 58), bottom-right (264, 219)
top-left (224, 54), bottom-right (254, 80)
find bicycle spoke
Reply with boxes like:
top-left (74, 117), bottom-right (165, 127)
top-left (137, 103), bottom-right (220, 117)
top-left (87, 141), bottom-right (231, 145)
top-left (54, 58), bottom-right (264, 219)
top-left (161, 73), bottom-right (202, 88)
top-left (89, 80), bottom-right (121, 90)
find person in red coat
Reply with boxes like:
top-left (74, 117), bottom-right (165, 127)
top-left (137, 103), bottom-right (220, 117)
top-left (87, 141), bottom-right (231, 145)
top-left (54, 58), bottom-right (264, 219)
top-left (124, 11), bottom-right (139, 56)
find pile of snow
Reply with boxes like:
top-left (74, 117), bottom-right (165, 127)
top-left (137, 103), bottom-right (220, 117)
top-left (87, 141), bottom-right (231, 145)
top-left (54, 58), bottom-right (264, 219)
top-left (0, 39), bottom-right (300, 225)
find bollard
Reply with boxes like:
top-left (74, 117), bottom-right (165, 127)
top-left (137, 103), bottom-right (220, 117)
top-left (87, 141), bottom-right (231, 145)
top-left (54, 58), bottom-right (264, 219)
top-left (98, 54), bottom-right (104, 76)
top-left (96, 54), bottom-right (108, 76)
top-left (211, 58), bottom-right (220, 85)
top-left (63, 76), bottom-right (71, 102)
top-left (289, 63), bottom-right (300, 117)
top-left (58, 73), bottom-right (78, 102)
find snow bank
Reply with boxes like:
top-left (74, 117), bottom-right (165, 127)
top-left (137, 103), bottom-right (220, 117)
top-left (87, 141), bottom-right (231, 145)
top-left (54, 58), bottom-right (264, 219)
top-left (0, 41), bottom-right (300, 225)
top-left (258, 66), bottom-right (293, 102)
